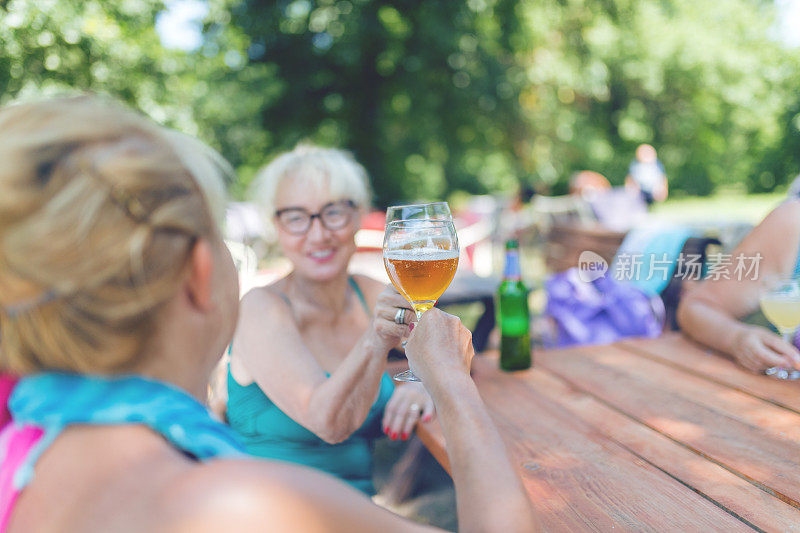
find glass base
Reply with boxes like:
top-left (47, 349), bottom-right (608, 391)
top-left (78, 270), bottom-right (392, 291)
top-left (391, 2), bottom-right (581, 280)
top-left (393, 369), bottom-right (421, 382)
top-left (764, 367), bottom-right (800, 380)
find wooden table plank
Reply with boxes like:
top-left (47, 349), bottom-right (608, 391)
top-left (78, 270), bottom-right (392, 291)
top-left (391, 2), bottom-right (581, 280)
top-left (619, 333), bottom-right (800, 414)
top-left (517, 354), bottom-right (800, 531)
top-left (583, 344), bottom-right (800, 442)
top-left (418, 355), bottom-right (752, 531)
top-left (538, 343), bottom-right (800, 508)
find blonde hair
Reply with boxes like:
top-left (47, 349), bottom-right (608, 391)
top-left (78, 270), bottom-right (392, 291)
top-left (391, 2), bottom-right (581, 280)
top-left (249, 144), bottom-right (371, 222)
top-left (0, 96), bottom-right (230, 374)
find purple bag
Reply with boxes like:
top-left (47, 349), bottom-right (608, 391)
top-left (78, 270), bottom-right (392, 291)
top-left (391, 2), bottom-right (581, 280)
top-left (544, 269), bottom-right (663, 348)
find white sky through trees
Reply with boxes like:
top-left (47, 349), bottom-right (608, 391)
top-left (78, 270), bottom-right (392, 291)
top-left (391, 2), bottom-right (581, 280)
top-left (155, 0), bottom-right (800, 51)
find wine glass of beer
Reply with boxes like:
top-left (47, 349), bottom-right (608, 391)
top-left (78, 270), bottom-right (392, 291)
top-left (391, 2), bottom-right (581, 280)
top-left (759, 275), bottom-right (800, 380)
top-left (383, 218), bottom-right (459, 381)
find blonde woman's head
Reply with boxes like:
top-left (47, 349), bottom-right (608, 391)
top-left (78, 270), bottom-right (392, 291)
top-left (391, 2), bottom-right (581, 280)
top-left (0, 95), bottom-right (232, 375)
top-left (250, 144), bottom-right (371, 223)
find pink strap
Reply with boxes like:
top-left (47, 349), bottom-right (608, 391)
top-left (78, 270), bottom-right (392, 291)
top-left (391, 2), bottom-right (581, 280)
top-left (0, 374), bottom-right (43, 532)
top-left (0, 375), bottom-right (17, 429)
top-left (0, 424), bottom-right (43, 532)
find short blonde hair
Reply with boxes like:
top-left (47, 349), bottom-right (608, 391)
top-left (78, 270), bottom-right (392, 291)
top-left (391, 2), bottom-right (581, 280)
top-left (0, 95), bottom-right (230, 374)
top-left (249, 144), bottom-right (371, 221)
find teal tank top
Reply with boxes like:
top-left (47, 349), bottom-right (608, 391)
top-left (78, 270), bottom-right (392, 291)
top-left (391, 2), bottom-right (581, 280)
top-left (226, 277), bottom-right (394, 495)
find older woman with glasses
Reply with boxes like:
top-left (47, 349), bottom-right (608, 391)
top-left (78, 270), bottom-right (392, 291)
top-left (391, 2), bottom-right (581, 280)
top-left (226, 145), bottom-right (433, 495)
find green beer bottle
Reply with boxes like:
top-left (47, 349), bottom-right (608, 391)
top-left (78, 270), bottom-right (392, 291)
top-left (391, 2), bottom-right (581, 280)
top-left (497, 240), bottom-right (532, 371)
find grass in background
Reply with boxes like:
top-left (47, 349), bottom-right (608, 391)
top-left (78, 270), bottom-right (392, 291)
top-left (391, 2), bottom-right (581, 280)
top-left (651, 191), bottom-right (787, 225)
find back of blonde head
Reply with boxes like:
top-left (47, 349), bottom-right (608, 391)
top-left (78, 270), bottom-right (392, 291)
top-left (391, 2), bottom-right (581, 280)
top-left (0, 96), bottom-right (227, 374)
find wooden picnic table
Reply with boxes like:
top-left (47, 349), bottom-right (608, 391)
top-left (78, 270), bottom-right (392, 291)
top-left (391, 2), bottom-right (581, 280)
top-left (414, 332), bottom-right (800, 531)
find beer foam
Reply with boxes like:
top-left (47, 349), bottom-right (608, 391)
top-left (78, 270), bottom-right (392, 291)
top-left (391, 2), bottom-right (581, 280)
top-left (384, 249), bottom-right (459, 261)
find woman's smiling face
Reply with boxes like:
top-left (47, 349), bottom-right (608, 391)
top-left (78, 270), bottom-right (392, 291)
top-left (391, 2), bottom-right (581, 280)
top-left (273, 174), bottom-right (361, 282)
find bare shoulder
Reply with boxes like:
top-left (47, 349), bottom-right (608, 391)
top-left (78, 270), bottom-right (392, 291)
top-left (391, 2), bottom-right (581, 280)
top-left (231, 282), bottom-right (301, 381)
top-left (351, 273), bottom-right (387, 306)
top-left (239, 282), bottom-right (292, 320)
top-left (157, 459), bottom-right (430, 533)
top-left (156, 460), bottom-right (325, 532)
top-left (733, 198), bottom-right (800, 272)
top-left (758, 198), bottom-right (800, 229)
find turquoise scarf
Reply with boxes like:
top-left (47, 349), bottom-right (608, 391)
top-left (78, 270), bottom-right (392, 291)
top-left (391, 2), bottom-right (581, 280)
top-left (9, 372), bottom-right (246, 490)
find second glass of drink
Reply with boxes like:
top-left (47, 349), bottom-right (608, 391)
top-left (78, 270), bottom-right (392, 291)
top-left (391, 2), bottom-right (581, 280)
top-left (759, 274), bottom-right (800, 379)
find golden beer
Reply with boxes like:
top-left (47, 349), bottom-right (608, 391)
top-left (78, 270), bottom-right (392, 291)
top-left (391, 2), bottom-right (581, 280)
top-left (760, 295), bottom-right (800, 331)
top-left (384, 250), bottom-right (459, 314)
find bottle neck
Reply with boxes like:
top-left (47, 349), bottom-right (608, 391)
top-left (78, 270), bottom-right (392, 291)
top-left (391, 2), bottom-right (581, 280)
top-left (503, 250), bottom-right (521, 281)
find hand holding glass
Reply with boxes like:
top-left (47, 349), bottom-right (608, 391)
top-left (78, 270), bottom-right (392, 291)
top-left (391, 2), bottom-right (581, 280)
top-left (383, 219), bottom-right (459, 381)
top-left (758, 275), bottom-right (800, 380)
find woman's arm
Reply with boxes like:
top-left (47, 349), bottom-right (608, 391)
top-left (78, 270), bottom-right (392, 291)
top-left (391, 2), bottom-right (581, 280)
top-left (230, 285), bottom-right (410, 444)
top-left (176, 309), bottom-right (537, 533)
top-left (677, 200), bottom-right (800, 372)
top-left (405, 310), bottom-right (539, 533)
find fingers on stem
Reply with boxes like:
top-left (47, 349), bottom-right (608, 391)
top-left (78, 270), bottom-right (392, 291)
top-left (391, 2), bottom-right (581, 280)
top-left (762, 335), bottom-right (800, 369)
top-left (752, 345), bottom-right (794, 371)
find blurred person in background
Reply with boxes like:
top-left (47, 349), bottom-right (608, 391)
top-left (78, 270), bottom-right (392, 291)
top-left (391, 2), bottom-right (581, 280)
top-left (569, 170), bottom-right (610, 197)
top-left (226, 145), bottom-right (433, 495)
top-left (678, 199), bottom-right (800, 374)
top-left (0, 96), bottom-right (536, 533)
top-left (625, 144), bottom-right (668, 205)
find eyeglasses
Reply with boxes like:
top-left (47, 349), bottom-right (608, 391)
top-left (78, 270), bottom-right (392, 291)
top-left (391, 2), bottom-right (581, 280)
top-left (275, 200), bottom-right (357, 235)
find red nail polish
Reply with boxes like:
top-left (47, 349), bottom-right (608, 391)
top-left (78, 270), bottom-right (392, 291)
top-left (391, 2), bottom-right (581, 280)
top-left (391, 432), bottom-right (397, 440)
top-left (401, 433), bottom-right (408, 440)
top-left (408, 322), bottom-right (415, 332)
top-left (423, 415), bottom-right (432, 422)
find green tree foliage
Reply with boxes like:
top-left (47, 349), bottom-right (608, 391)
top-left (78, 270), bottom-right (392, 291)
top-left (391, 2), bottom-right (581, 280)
top-left (512, 0), bottom-right (800, 196)
top-left (0, 0), bottom-right (254, 191)
top-left (1, 0), bottom-right (799, 203)
top-left (219, 0), bottom-right (531, 206)
top-left (212, 0), bottom-right (800, 201)
top-left (0, 1), bottom-right (200, 135)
